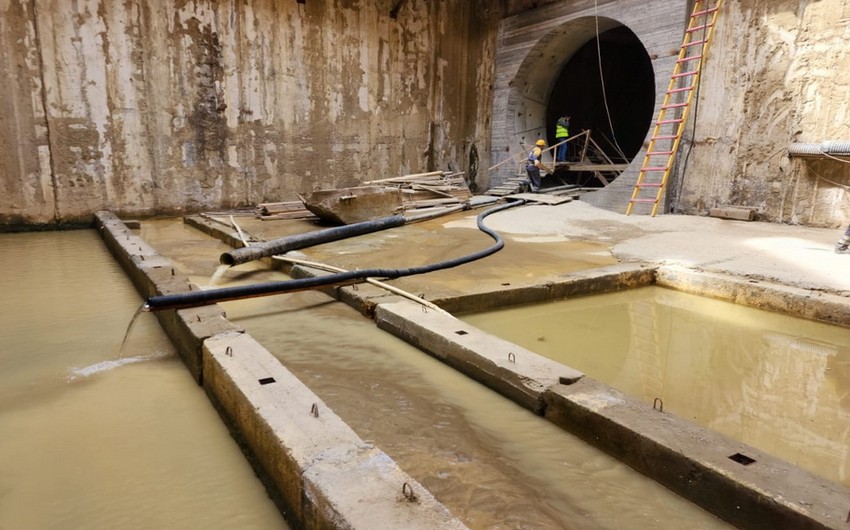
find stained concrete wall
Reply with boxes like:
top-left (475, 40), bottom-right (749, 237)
top-left (672, 0), bottom-right (850, 227)
top-left (6, 0), bottom-right (850, 229)
top-left (0, 0), bottom-right (499, 226)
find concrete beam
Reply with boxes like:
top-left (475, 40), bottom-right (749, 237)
top-left (203, 332), bottom-right (467, 530)
top-left (543, 379), bottom-right (850, 530)
top-left (433, 262), bottom-right (655, 314)
top-left (95, 211), bottom-right (242, 382)
top-left (656, 265), bottom-right (850, 328)
top-left (375, 299), bottom-right (584, 413)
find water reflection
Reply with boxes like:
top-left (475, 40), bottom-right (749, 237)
top-left (462, 286), bottom-right (850, 487)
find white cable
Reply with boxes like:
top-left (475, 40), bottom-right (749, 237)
top-left (272, 255), bottom-right (452, 315)
top-left (594, 0), bottom-right (626, 160)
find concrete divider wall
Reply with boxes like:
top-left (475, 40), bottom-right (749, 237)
top-left (656, 265), bottom-right (850, 328)
top-left (94, 211), bottom-right (469, 530)
top-left (543, 381), bottom-right (850, 530)
top-left (434, 263), bottom-right (656, 315)
top-left (203, 332), bottom-right (467, 530)
top-left (96, 212), bottom-right (242, 382)
top-left (375, 299), bottom-right (584, 413)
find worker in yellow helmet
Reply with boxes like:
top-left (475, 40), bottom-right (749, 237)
top-left (525, 139), bottom-right (548, 193)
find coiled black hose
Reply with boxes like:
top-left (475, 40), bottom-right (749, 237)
top-left (144, 200), bottom-right (524, 312)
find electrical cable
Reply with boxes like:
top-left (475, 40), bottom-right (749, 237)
top-left (593, 0), bottom-right (626, 162)
top-left (143, 200), bottom-right (525, 311)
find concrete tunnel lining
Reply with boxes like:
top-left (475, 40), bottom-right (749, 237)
top-left (508, 16), bottom-right (623, 144)
top-left (491, 1), bottom-right (692, 202)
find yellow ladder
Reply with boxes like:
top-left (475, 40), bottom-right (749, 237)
top-left (626, 0), bottom-right (723, 216)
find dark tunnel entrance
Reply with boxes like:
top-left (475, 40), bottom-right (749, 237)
top-left (546, 25), bottom-right (655, 188)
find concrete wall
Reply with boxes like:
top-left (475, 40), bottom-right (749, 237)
top-left (0, 0), bottom-right (499, 226)
top-left (673, 0), bottom-right (850, 227)
top-left (6, 0), bottom-right (850, 229)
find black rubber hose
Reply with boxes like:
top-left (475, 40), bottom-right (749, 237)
top-left (220, 215), bottom-right (407, 266)
top-left (144, 200), bottom-right (525, 312)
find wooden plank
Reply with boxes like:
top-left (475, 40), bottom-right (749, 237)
top-left (403, 198), bottom-right (463, 209)
top-left (708, 206), bottom-right (756, 221)
top-left (363, 171), bottom-right (446, 184)
top-left (259, 201), bottom-right (310, 214)
top-left (563, 163), bottom-right (630, 172)
top-left (504, 193), bottom-right (573, 205)
top-left (260, 211), bottom-right (319, 220)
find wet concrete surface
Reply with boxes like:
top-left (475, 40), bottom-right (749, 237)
top-left (211, 200), bottom-right (850, 300)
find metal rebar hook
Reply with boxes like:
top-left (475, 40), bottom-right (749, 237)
top-left (402, 482), bottom-right (417, 502)
top-left (508, 352), bottom-right (516, 363)
top-left (653, 397), bottom-right (664, 412)
top-left (310, 403), bottom-right (319, 418)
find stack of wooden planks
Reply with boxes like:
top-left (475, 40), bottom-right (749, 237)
top-left (363, 171), bottom-right (471, 215)
top-left (255, 170), bottom-right (472, 222)
top-left (255, 201), bottom-right (318, 221)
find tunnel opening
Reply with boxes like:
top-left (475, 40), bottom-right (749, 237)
top-left (546, 25), bottom-right (655, 188)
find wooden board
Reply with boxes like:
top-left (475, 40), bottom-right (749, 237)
top-left (709, 206), bottom-right (756, 221)
top-left (562, 163), bottom-right (629, 172)
top-left (504, 193), bottom-right (573, 205)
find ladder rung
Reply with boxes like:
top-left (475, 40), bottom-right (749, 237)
top-left (628, 0), bottom-right (721, 217)
top-left (677, 54), bottom-right (703, 63)
top-left (686, 23), bottom-right (713, 33)
top-left (692, 7), bottom-right (719, 18)
top-left (672, 70), bottom-right (699, 79)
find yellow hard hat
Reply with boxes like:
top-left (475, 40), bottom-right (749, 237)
top-left (535, 139), bottom-right (546, 146)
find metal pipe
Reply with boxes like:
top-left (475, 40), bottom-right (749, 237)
top-left (220, 214), bottom-right (406, 266)
top-left (787, 141), bottom-right (850, 158)
top-left (143, 201), bottom-right (524, 312)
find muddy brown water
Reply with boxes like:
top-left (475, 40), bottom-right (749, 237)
top-left (138, 218), bottom-right (733, 529)
top-left (0, 230), bottom-right (287, 529)
top-left (462, 287), bottom-right (850, 488)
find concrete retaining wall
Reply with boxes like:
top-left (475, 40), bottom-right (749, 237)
top-left (2, 0), bottom-right (499, 227)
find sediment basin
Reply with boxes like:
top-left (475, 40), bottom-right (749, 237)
top-left (134, 216), bottom-right (731, 529)
top-left (98, 208), bottom-right (850, 530)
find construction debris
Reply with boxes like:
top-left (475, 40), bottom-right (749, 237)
top-left (255, 171), bottom-right (473, 224)
top-left (255, 201), bottom-right (318, 221)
